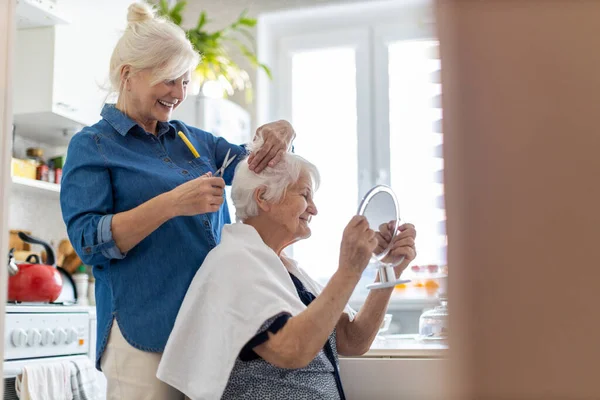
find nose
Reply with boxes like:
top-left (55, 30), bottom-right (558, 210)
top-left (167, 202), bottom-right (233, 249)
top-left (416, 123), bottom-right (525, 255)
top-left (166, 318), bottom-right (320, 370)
top-left (172, 81), bottom-right (186, 102)
top-left (308, 200), bottom-right (318, 216)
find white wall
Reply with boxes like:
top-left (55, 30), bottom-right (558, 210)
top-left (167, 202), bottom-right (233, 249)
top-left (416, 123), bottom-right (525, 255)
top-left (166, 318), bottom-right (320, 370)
top-left (181, 0), bottom-right (369, 128)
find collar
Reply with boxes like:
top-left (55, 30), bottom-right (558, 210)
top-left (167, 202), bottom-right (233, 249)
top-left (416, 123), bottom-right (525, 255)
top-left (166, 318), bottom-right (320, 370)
top-left (101, 103), bottom-right (173, 137)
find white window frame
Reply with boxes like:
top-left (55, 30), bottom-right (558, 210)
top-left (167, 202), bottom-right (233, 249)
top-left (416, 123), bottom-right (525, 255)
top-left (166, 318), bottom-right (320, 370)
top-left (257, 0), bottom-right (436, 192)
top-left (276, 28), bottom-right (373, 201)
top-left (372, 21), bottom-right (437, 187)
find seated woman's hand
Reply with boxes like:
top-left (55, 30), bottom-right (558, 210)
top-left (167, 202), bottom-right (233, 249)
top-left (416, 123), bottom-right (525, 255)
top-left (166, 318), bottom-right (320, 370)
top-left (338, 216), bottom-right (378, 278)
top-left (378, 222), bottom-right (417, 272)
top-left (168, 172), bottom-right (226, 216)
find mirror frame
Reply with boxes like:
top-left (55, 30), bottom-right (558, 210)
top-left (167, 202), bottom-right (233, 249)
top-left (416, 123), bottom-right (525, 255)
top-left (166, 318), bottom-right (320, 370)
top-left (357, 184), bottom-right (401, 263)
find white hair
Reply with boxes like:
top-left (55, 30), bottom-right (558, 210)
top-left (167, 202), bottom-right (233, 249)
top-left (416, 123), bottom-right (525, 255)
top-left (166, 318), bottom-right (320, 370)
top-left (109, 2), bottom-right (200, 96)
top-left (231, 139), bottom-right (320, 222)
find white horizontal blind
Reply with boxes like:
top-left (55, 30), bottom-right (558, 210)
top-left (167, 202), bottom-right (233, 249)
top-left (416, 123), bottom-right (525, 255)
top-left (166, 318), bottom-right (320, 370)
top-left (389, 39), bottom-right (446, 267)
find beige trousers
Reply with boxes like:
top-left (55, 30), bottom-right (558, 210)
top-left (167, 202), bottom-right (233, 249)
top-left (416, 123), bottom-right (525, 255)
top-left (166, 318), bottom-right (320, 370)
top-left (101, 321), bottom-right (187, 400)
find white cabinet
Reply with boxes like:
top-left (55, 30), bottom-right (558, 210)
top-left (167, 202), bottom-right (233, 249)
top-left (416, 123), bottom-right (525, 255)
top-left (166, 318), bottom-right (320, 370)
top-left (13, 0), bottom-right (128, 145)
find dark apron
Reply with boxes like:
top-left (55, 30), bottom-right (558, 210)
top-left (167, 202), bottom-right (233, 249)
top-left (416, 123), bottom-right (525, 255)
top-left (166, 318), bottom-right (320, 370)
top-left (289, 273), bottom-right (347, 400)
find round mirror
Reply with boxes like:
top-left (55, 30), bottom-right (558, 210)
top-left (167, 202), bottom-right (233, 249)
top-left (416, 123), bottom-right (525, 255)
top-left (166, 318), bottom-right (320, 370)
top-left (357, 185), bottom-right (411, 290)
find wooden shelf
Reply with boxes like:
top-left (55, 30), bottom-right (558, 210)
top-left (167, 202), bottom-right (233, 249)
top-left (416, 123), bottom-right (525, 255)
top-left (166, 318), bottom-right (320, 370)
top-left (11, 176), bottom-right (60, 195)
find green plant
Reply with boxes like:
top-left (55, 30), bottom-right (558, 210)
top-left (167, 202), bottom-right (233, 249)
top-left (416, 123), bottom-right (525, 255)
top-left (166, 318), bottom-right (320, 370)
top-left (154, 0), bottom-right (272, 102)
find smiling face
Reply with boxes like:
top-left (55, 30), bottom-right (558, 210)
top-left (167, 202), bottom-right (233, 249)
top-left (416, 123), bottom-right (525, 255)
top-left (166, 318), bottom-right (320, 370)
top-left (120, 68), bottom-right (190, 133)
top-left (261, 171), bottom-right (318, 244)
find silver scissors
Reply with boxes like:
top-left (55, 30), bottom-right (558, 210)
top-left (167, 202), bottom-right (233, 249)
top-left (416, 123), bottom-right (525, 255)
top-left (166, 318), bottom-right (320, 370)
top-left (214, 149), bottom-right (237, 177)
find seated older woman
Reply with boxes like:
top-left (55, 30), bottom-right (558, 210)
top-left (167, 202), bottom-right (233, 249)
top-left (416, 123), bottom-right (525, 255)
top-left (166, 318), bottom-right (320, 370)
top-left (157, 148), bottom-right (417, 400)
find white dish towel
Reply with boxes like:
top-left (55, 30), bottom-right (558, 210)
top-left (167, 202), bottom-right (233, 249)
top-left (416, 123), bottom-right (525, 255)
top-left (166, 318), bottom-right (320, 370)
top-left (16, 361), bottom-right (73, 400)
top-left (70, 358), bottom-right (101, 400)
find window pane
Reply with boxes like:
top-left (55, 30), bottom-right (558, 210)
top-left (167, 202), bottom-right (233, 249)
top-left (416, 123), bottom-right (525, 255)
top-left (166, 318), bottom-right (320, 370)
top-left (290, 48), bottom-right (359, 284)
top-left (389, 40), bottom-right (446, 267)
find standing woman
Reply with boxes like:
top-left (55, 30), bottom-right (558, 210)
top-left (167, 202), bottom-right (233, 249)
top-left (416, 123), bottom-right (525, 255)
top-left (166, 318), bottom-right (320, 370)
top-left (60, 2), bottom-right (295, 399)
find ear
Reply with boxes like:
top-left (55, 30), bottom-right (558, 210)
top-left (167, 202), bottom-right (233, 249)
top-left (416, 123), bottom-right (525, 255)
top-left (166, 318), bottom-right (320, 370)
top-left (120, 65), bottom-right (131, 91)
top-left (253, 187), bottom-right (270, 213)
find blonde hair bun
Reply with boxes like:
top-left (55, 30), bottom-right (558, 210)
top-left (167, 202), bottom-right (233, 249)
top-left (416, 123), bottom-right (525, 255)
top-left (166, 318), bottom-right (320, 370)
top-left (127, 2), bottom-right (155, 24)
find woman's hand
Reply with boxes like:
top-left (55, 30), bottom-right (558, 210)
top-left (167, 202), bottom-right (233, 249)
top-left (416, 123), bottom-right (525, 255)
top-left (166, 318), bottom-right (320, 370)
top-left (376, 221), bottom-right (417, 272)
top-left (168, 172), bottom-right (226, 217)
top-left (339, 216), bottom-right (378, 277)
top-left (247, 120), bottom-right (296, 173)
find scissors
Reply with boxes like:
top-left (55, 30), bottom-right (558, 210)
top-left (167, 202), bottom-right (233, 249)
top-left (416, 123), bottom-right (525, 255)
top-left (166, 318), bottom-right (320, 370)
top-left (214, 149), bottom-right (237, 178)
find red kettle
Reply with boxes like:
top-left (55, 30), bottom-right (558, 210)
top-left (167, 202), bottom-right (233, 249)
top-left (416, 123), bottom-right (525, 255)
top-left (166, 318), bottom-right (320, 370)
top-left (7, 232), bottom-right (63, 302)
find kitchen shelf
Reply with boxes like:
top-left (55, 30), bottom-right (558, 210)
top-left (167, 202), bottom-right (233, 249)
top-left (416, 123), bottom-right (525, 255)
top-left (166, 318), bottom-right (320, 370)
top-left (16, 0), bottom-right (70, 29)
top-left (13, 112), bottom-right (80, 147)
top-left (11, 176), bottom-right (60, 195)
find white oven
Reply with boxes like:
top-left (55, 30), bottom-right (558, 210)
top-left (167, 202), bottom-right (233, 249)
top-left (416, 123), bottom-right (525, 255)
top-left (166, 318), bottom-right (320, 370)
top-left (3, 304), bottom-right (106, 399)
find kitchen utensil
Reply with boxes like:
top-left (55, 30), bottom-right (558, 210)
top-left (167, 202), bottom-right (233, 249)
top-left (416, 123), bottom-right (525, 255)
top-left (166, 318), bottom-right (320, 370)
top-left (419, 296), bottom-right (448, 342)
top-left (7, 232), bottom-right (63, 302)
top-left (357, 185), bottom-right (411, 290)
top-left (9, 229), bottom-right (31, 251)
top-left (55, 266), bottom-right (77, 304)
top-left (8, 249), bottom-right (19, 276)
top-left (214, 148), bottom-right (237, 177)
top-left (57, 238), bottom-right (82, 274)
top-left (418, 274), bottom-right (448, 341)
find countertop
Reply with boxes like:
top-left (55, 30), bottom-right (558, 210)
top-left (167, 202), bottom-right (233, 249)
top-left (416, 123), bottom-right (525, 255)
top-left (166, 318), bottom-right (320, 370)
top-left (360, 334), bottom-right (447, 358)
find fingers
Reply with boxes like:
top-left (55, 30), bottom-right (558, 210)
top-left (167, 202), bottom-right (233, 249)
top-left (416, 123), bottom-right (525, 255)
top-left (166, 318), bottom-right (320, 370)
top-left (390, 237), bottom-right (415, 249)
top-left (378, 222), bottom-right (392, 242)
top-left (390, 245), bottom-right (417, 262)
top-left (398, 223), bottom-right (416, 237)
top-left (367, 229), bottom-right (378, 248)
top-left (396, 226), bottom-right (416, 239)
top-left (249, 143), bottom-right (273, 172)
top-left (204, 177), bottom-right (225, 189)
top-left (349, 215), bottom-right (367, 228)
top-left (268, 149), bottom-right (285, 167)
top-left (253, 144), bottom-right (280, 173)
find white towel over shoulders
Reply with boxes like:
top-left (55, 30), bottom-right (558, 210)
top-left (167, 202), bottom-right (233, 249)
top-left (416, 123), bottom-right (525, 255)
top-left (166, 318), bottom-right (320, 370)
top-left (157, 223), bottom-right (353, 400)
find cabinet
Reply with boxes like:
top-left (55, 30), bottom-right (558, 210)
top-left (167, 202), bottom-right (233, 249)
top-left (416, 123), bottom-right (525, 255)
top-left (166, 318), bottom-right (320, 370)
top-left (13, 0), bottom-right (128, 145)
top-left (10, 0), bottom-right (129, 246)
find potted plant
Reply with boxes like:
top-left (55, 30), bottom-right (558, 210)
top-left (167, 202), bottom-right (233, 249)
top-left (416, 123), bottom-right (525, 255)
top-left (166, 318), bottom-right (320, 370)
top-left (153, 0), bottom-right (271, 103)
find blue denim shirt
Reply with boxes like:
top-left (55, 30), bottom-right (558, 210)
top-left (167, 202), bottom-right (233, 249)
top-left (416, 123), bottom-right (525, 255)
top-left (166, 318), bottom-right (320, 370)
top-left (60, 104), bottom-right (246, 369)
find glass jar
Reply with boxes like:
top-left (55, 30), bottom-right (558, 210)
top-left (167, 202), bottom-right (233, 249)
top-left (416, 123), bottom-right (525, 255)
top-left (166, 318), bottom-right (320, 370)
top-left (25, 147), bottom-right (44, 165)
top-left (419, 296), bottom-right (448, 341)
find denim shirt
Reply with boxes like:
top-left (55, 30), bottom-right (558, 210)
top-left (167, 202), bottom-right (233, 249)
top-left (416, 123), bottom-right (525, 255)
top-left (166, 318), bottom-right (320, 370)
top-left (60, 104), bottom-right (247, 369)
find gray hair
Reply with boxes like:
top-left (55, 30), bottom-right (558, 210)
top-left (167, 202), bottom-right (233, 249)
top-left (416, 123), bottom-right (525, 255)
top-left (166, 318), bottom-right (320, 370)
top-left (109, 2), bottom-right (200, 96)
top-left (231, 140), bottom-right (320, 222)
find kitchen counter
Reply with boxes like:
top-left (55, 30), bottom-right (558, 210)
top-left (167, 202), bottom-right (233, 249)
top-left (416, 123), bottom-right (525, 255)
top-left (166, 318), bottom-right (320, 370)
top-left (340, 335), bottom-right (448, 399)
top-left (365, 334), bottom-right (447, 358)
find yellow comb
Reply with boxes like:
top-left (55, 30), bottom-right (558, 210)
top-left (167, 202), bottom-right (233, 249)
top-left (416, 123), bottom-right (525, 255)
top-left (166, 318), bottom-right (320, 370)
top-left (177, 131), bottom-right (200, 158)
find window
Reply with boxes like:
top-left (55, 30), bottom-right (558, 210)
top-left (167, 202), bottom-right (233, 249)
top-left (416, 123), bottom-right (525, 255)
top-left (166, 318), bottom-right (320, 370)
top-left (388, 40), bottom-right (446, 267)
top-left (258, 2), bottom-right (445, 290)
top-left (289, 47), bottom-right (360, 281)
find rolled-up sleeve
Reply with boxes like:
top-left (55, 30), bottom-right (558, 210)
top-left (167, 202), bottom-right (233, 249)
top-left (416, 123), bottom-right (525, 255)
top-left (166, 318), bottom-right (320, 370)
top-left (60, 131), bottom-right (126, 266)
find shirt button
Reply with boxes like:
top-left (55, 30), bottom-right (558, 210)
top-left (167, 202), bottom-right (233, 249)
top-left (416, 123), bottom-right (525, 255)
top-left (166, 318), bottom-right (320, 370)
top-left (85, 247), bottom-right (92, 254)
top-left (204, 221), bottom-right (210, 227)
top-left (182, 170), bottom-right (189, 175)
top-left (163, 157), bottom-right (171, 163)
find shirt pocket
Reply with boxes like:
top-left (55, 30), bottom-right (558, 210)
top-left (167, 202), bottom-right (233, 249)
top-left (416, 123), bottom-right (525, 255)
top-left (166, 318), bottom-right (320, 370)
top-left (188, 156), bottom-right (215, 177)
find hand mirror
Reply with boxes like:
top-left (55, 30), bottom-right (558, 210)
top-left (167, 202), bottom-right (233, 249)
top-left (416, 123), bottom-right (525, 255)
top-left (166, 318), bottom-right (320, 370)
top-left (357, 185), bottom-right (411, 290)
